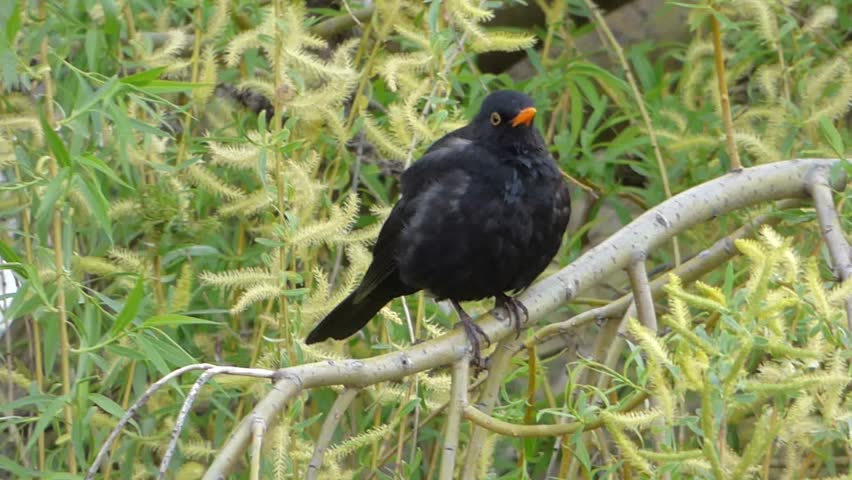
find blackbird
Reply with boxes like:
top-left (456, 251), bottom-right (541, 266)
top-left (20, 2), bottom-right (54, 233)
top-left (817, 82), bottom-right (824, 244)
top-left (305, 90), bottom-right (571, 360)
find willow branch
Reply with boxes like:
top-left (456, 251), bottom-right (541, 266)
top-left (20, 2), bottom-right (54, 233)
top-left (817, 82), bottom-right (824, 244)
top-left (530, 198), bottom-right (805, 351)
top-left (196, 159), bottom-right (843, 479)
top-left (461, 337), bottom-right (524, 480)
top-left (139, 7), bottom-right (376, 51)
top-left (807, 168), bottom-right (852, 329)
top-left (312, 7), bottom-right (375, 38)
top-left (306, 388), bottom-right (360, 479)
top-left (711, 10), bottom-right (743, 171)
top-left (626, 255), bottom-right (657, 331)
top-left (86, 363), bottom-right (217, 479)
top-left (158, 369), bottom-right (217, 479)
top-left (439, 357), bottom-right (470, 480)
top-left (463, 392), bottom-right (648, 438)
top-left (158, 366), bottom-right (280, 478)
top-left (249, 418), bottom-right (266, 480)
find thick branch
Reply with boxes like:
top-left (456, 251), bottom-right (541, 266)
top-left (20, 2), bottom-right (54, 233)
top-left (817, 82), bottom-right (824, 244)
top-left (203, 158), bottom-right (845, 479)
top-left (626, 255), bottom-right (657, 331)
top-left (808, 168), bottom-right (852, 329)
top-left (530, 198), bottom-right (806, 350)
top-left (439, 358), bottom-right (470, 480)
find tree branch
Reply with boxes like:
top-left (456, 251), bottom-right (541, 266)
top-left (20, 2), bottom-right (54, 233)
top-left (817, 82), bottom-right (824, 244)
top-left (306, 388), bottom-right (360, 480)
top-left (463, 391), bottom-right (648, 438)
top-left (87, 363), bottom-right (215, 479)
top-left (461, 336), bottom-right (524, 480)
top-left (440, 357), bottom-right (470, 480)
top-left (188, 158), bottom-right (844, 478)
top-left (626, 255), bottom-right (657, 331)
top-left (807, 167), bottom-right (852, 329)
top-left (529, 198), bottom-right (805, 351)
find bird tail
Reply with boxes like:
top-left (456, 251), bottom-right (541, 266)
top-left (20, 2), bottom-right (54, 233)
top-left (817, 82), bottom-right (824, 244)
top-left (304, 288), bottom-right (395, 344)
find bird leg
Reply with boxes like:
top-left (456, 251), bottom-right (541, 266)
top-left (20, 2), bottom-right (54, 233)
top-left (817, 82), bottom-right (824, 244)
top-left (451, 300), bottom-right (491, 366)
top-left (495, 293), bottom-right (528, 337)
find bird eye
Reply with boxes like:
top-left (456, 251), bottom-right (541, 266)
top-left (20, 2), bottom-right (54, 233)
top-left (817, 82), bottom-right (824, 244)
top-left (490, 112), bottom-right (501, 126)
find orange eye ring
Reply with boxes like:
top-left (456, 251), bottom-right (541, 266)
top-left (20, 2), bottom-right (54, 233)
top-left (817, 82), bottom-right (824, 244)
top-left (490, 112), bottom-right (501, 126)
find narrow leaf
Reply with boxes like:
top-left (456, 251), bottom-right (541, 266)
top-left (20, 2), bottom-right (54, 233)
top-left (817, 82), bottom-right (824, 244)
top-left (39, 112), bottom-right (70, 168)
top-left (111, 276), bottom-right (145, 335)
top-left (142, 314), bottom-right (220, 328)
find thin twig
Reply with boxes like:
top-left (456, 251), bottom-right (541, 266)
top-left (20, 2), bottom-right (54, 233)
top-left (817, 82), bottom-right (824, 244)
top-left (461, 336), bottom-right (524, 480)
top-left (306, 388), bottom-right (360, 479)
top-left (404, 2), bottom-right (485, 167)
top-left (157, 366), bottom-right (280, 478)
top-left (439, 357), bottom-right (470, 480)
top-left (86, 364), bottom-right (217, 478)
top-left (368, 375), bottom-right (490, 480)
top-left (710, 10), bottom-right (742, 171)
top-left (38, 0), bottom-right (75, 471)
top-left (807, 167), bottom-right (852, 329)
top-left (545, 311), bottom-right (622, 478)
top-left (463, 391), bottom-right (648, 437)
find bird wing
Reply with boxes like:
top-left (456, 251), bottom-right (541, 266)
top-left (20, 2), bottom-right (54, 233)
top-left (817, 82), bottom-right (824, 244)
top-left (354, 139), bottom-right (478, 303)
top-left (353, 200), bottom-right (409, 303)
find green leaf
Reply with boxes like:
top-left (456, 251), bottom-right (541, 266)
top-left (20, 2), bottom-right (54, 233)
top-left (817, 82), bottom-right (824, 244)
top-left (281, 288), bottom-right (309, 298)
top-left (131, 332), bottom-right (169, 374)
top-left (427, 0), bottom-right (443, 34)
top-left (89, 394), bottom-right (124, 418)
top-left (571, 429), bottom-right (591, 471)
top-left (0, 239), bottom-right (21, 264)
top-left (667, 1), bottom-right (709, 9)
top-left (78, 153), bottom-right (130, 188)
top-left (142, 314), bottom-right (221, 328)
top-left (135, 330), bottom-right (195, 372)
top-left (105, 343), bottom-right (147, 361)
top-left (119, 66), bottom-right (167, 86)
top-left (74, 174), bottom-right (112, 240)
top-left (817, 117), bottom-right (845, 159)
top-left (5, 2), bottom-right (21, 44)
top-left (111, 276), bottom-right (145, 335)
top-left (135, 79), bottom-right (207, 95)
top-left (709, 9), bottom-right (739, 30)
top-left (161, 245), bottom-right (220, 267)
top-left (63, 76), bottom-right (120, 124)
top-left (24, 394), bottom-right (68, 453)
top-left (1, 393), bottom-right (55, 413)
top-left (40, 113), bottom-right (71, 168)
top-left (35, 169), bottom-right (69, 225)
top-left (89, 393), bottom-right (137, 432)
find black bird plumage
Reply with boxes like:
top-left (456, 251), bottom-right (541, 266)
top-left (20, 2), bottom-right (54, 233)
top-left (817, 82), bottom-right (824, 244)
top-left (305, 90), bottom-right (571, 357)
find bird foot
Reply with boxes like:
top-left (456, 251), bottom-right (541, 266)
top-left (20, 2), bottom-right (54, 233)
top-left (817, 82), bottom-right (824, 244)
top-left (496, 294), bottom-right (528, 338)
top-left (452, 301), bottom-right (491, 367)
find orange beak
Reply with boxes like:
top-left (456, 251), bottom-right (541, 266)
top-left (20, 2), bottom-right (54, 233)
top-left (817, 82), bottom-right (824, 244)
top-left (510, 107), bottom-right (537, 127)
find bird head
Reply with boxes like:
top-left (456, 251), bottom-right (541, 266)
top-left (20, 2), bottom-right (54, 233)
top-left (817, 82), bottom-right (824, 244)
top-left (471, 90), bottom-right (543, 153)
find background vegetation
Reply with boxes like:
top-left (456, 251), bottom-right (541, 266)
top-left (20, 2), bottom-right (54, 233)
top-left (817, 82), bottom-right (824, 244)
top-left (0, 0), bottom-right (850, 478)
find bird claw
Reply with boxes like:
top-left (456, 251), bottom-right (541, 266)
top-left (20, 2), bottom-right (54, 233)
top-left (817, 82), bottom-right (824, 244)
top-left (452, 300), bottom-right (491, 367)
top-left (461, 318), bottom-right (490, 367)
top-left (497, 294), bottom-right (528, 338)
